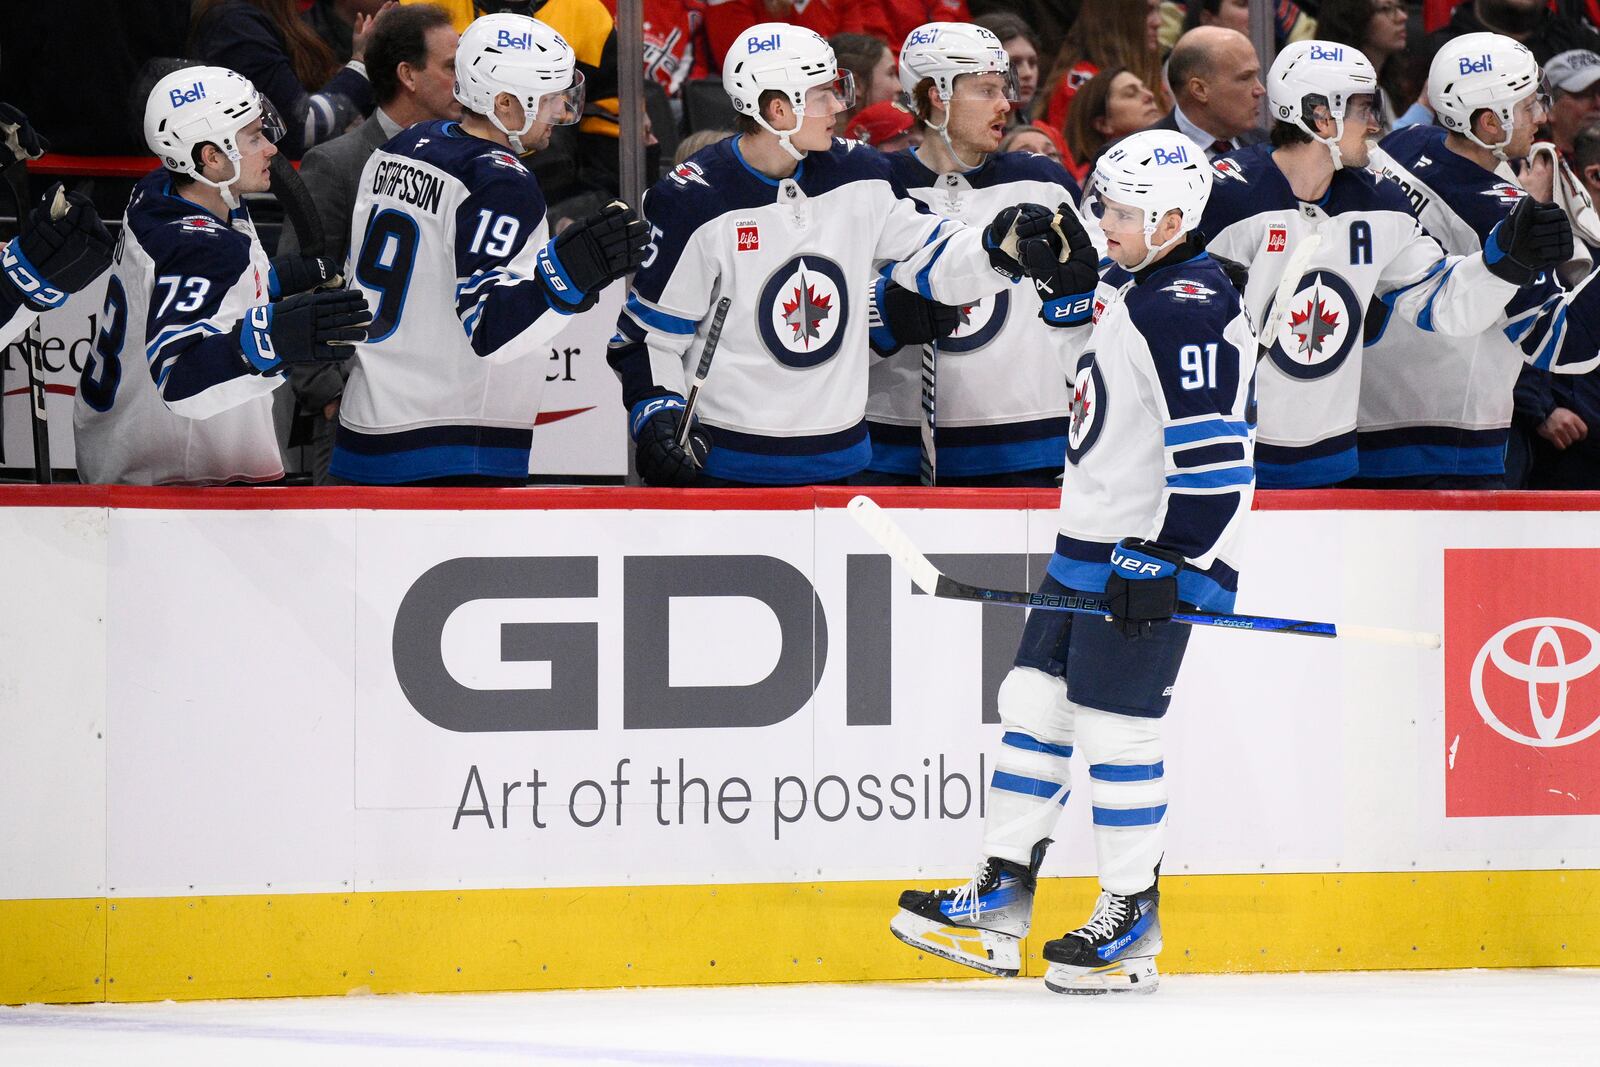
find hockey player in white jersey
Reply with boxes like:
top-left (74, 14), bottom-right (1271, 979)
top-left (0, 184), bottom-right (114, 351)
top-left (1201, 40), bottom-right (1573, 488)
top-left (608, 23), bottom-right (1070, 487)
top-left (891, 130), bottom-right (1254, 995)
top-left (331, 13), bottom-right (648, 485)
top-left (1359, 33), bottom-right (1600, 487)
top-left (860, 23), bottom-right (1094, 487)
top-left (74, 67), bottom-right (370, 485)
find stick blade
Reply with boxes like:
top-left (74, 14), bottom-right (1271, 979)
top-left (846, 495), bottom-right (942, 595)
top-left (1340, 624), bottom-right (1443, 649)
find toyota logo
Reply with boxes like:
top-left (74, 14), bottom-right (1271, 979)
top-left (1469, 617), bottom-right (1600, 749)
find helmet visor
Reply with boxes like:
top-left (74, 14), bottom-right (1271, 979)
top-left (257, 96), bottom-right (287, 145)
top-left (1085, 192), bottom-right (1144, 233)
top-left (951, 69), bottom-right (1020, 104)
top-left (804, 71), bottom-right (856, 117)
top-left (535, 70), bottom-right (586, 126)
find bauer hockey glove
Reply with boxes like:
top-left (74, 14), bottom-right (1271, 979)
top-left (269, 254), bottom-right (343, 297)
top-left (631, 395), bottom-right (710, 487)
top-left (1104, 538), bottom-right (1186, 639)
top-left (1, 183), bottom-right (114, 311)
top-left (867, 276), bottom-right (963, 354)
top-left (236, 289), bottom-right (372, 374)
top-left (1020, 203), bottom-right (1099, 327)
top-left (538, 200), bottom-right (650, 310)
top-left (984, 202), bottom-right (1060, 280)
top-left (1484, 197), bottom-right (1573, 284)
top-left (0, 103), bottom-right (47, 169)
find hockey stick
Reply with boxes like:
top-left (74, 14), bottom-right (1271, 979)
top-left (919, 340), bottom-right (937, 486)
top-left (2, 160), bottom-right (54, 483)
top-left (1259, 232), bottom-right (1322, 350)
top-left (847, 495), bottom-right (1442, 648)
top-left (269, 154), bottom-right (327, 259)
top-left (677, 295), bottom-right (731, 450)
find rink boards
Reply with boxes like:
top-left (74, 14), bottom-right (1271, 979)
top-left (2, 486), bottom-right (1598, 1003)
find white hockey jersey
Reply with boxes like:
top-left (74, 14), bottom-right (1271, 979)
top-left (74, 171), bottom-right (282, 486)
top-left (333, 120), bottom-right (577, 484)
top-left (609, 136), bottom-right (1016, 484)
top-left (1201, 142), bottom-right (1520, 488)
top-left (864, 148), bottom-right (1088, 478)
top-left (1361, 124), bottom-right (1600, 481)
top-left (1049, 246), bottom-right (1256, 612)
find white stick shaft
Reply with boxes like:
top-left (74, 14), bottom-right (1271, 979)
top-left (1340, 624), bottom-right (1442, 649)
top-left (847, 496), bottom-right (942, 594)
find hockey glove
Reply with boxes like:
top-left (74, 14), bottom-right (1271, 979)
top-left (1, 183), bottom-right (114, 311)
top-left (1020, 204), bottom-right (1100, 327)
top-left (868, 276), bottom-right (962, 354)
top-left (1104, 538), bottom-right (1186, 639)
top-left (539, 200), bottom-right (650, 309)
top-left (1484, 197), bottom-right (1573, 284)
top-left (0, 103), bottom-right (48, 169)
top-left (269, 254), bottom-right (343, 297)
top-left (631, 395), bottom-right (710, 487)
top-left (985, 202), bottom-right (1060, 280)
top-left (236, 289), bottom-right (372, 374)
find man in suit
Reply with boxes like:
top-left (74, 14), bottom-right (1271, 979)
top-left (277, 3), bottom-right (460, 482)
top-left (1145, 26), bottom-right (1265, 159)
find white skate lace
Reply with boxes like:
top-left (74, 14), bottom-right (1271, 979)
top-left (947, 860), bottom-right (998, 920)
top-left (1073, 892), bottom-right (1128, 942)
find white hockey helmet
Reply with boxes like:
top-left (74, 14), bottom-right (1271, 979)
top-left (144, 66), bottom-right (285, 208)
top-left (723, 23), bottom-right (855, 160)
top-left (898, 22), bottom-right (1016, 103)
top-left (1088, 129), bottom-right (1212, 270)
top-left (1429, 32), bottom-right (1543, 159)
top-left (455, 13), bottom-right (584, 153)
top-left (1267, 40), bottom-right (1378, 169)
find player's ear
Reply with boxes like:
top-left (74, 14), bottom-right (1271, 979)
top-left (397, 60), bottom-right (419, 94)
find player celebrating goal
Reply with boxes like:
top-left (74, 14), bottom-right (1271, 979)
top-left (74, 67), bottom-right (369, 485)
top-left (890, 130), bottom-right (1254, 996)
top-left (331, 13), bottom-right (648, 486)
top-left (861, 23), bottom-right (1094, 487)
top-left (608, 22), bottom-right (1070, 487)
top-left (1200, 40), bottom-right (1572, 488)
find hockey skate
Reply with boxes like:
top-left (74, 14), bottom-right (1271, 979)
top-left (1042, 884), bottom-right (1161, 995)
top-left (889, 841), bottom-right (1048, 977)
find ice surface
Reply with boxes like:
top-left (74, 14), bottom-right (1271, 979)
top-left (3, 969), bottom-right (1597, 1066)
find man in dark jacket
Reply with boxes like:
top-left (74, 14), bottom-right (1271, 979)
top-left (1426, 0), bottom-right (1600, 64)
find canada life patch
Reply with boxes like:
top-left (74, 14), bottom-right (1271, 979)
top-left (1266, 227), bottom-right (1287, 253)
top-left (736, 224), bottom-right (759, 252)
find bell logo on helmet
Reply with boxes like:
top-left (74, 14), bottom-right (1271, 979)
top-left (1458, 54), bottom-right (1493, 74)
top-left (1308, 45), bottom-right (1344, 61)
top-left (168, 81), bottom-right (207, 108)
top-left (906, 27), bottom-right (942, 46)
top-left (747, 32), bottom-right (782, 52)
top-left (496, 29), bottom-right (535, 49)
top-left (1152, 144), bottom-right (1189, 165)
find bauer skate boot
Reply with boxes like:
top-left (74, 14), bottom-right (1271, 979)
top-left (889, 840), bottom-right (1049, 977)
top-left (1042, 883), bottom-right (1161, 995)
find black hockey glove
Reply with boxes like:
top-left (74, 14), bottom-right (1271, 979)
top-left (1484, 197), bottom-right (1572, 284)
top-left (270, 254), bottom-right (342, 297)
top-left (1020, 202), bottom-right (1100, 328)
top-left (539, 200), bottom-right (650, 308)
top-left (1103, 538), bottom-right (1186, 639)
top-left (631, 395), bottom-right (710, 487)
top-left (0, 102), bottom-right (48, 169)
top-left (1, 183), bottom-right (114, 311)
top-left (867, 277), bottom-right (962, 354)
top-left (984, 202), bottom-right (1060, 280)
top-left (236, 289), bottom-right (372, 374)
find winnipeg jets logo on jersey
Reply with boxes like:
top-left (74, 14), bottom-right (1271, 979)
top-left (758, 255), bottom-right (850, 368)
top-left (177, 214), bottom-right (225, 235)
top-left (487, 150), bottom-right (526, 172)
top-left (670, 161), bottom-right (711, 188)
top-left (1161, 280), bottom-right (1216, 302)
top-left (1482, 182), bottom-right (1526, 206)
top-left (1262, 269), bottom-right (1362, 380)
top-left (939, 290), bottom-right (1010, 353)
top-left (1212, 158), bottom-right (1247, 183)
top-left (1065, 350), bottom-right (1107, 463)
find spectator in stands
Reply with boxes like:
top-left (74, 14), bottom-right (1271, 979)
top-left (702, 0), bottom-right (892, 72)
top-left (997, 123), bottom-right (1061, 161)
top-left (1063, 66), bottom-right (1162, 181)
top-left (191, 0), bottom-right (383, 159)
top-left (634, 0), bottom-right (711, 101)
top-left (970, 0), bottom-right (1077, 69)
top-left (845, 100), bottom-right (920, 151)
top-left (1037, 0), bottom-right (1165, 135)
top-left (674, 127), bottom-right (736, 166)
top-left (275, 4), bottom-right (459, 485)
top-left (1546, 50), bottom-right (1600, 157)
top-left (1426, 0), bottom-right (1600, 65)
top-left (973, 13), bottom-right (1041, 120)
top-left (306, 0), bottom-right (398, 62)
top-left (1317, 0), bottom-right (1413, 130)
top-left (1142, 25), bottom-right (1263, 158)
top-left (832, 34), bottom-right (902, 134)
top-left (1176, 0), bottom-right (1317, 48)
top-left (1183, 0), bottom-right (1250, 35)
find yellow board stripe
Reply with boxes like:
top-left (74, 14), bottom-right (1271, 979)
top-left (4, 870), bottom-right (1598, 1004)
